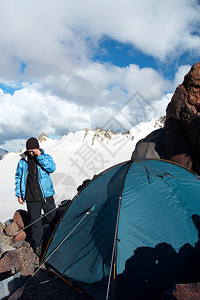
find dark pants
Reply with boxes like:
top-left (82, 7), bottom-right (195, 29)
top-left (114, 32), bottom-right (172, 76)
top-left (26, 196), bottom-right (56, 249)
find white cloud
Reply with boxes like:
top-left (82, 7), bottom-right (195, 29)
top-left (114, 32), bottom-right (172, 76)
top-left (0, 63), bottom-right (170, 148)
top-left (152, 93), bottom-right (173, 118)
top-left (0, 0), bottom-right (199, 147)
top-left (0, 84), bottom-right (114, 145)
top-left (172, 64), bottom-right (191, 89)
top-left (120, 64), bottom-right (171, 100)
top-left (41, 62), bottom-right (171, 108)
top-left (0, 0), bottom-right (199, 81)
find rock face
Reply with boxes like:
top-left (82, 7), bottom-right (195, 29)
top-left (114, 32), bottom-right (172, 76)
top-left (166, 63), bottom-right (200, 122)
top-left (165, 62), bottom-right (200, 174)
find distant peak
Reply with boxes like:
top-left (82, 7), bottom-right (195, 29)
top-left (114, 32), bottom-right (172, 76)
top-left (94, 127), bottom-right (116, 135)
top-left (38, 133), bottom-right (48, 142)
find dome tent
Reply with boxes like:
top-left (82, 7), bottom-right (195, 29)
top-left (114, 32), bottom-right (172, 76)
top-left (45, 159), bottom-right (200, 299)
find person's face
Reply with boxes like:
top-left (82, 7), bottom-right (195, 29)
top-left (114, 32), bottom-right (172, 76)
top-left (28, 149), bottom-right (37, 157)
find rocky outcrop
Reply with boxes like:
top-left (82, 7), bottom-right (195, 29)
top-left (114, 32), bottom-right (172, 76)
top-left (132, 62), bottom-right (200, 175)
top-left (165, 62), bottom-right (200, 174)
top-left (166, 63), bottom-right (200, 122)
top-left (0, 210), bottom-right (38, 276)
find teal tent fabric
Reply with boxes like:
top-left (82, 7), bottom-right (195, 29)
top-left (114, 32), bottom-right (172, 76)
top-left (45, 162), bottom-right (130, 298)
top-left (45, 159), bottom-right (200, 300)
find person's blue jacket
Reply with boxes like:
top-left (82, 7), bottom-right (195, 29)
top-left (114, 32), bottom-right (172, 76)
top-left (15, 149), bottom-right (56, 200)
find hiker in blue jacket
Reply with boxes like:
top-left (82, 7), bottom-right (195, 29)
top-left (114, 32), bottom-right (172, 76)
top-left (15, 137), bottom-right (56, 256)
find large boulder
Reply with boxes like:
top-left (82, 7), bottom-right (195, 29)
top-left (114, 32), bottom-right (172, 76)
top-left (13, 209), bottom-right (30, 229)
top-left (4, 222), bottom-right (20, 236)
top-left (12, 230), bottom-right (26, 243)
top-left (131, 128), bottom-right (165, 161)
top-left (13, 209), bottom-right (31, 238)
top-left (165, 62), bottom-right (200, 174)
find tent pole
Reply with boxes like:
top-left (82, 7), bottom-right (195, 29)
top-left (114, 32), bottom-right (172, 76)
top-left (106, 161), bottom-right (132, 300)
top-left (106, 196), bottom-right (122, 300)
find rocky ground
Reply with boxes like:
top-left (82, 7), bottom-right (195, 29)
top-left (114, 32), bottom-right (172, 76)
top-left (0, 209), bottom-right (93, 300)
top-left (9, 267), bottom-right (93, 300)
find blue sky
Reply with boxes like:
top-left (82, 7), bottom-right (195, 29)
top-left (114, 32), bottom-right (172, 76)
top-left (0, 0), bottom-right (200, 150)
top-left (94, 37), bottom-right (158, 70)
top-left (94, 36), bottom-right (200, 80)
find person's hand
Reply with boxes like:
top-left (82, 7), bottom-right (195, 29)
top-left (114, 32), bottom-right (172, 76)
top-left (32, 149), bottom-right (41, 156)
top-left (18, 197), bottom-right (24, 204)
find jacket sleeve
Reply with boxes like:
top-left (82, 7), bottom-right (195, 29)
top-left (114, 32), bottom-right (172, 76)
top-left (15, 160), bottom-right (23, 197)
top-left (37, 153), bottom-right (56, 174)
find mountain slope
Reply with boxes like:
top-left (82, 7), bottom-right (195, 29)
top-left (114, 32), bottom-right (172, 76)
top-left (0, 118), bottom-right (163, 222)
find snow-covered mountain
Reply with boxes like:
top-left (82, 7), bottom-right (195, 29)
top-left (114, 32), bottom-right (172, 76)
top-left (0, 118), bottom-right (164, 222)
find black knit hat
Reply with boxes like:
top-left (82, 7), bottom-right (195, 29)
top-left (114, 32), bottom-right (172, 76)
top-left (26, 137), bottom-right (39, 149)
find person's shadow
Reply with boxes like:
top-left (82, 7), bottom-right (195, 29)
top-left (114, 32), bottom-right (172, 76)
top-left (115, 214), bottom-right (200, 300)
top-left (87, 162), bottom-right (200, 299)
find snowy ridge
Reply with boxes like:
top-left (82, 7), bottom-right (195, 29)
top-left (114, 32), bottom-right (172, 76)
top-left (0, 118), bottom-right (163, 222)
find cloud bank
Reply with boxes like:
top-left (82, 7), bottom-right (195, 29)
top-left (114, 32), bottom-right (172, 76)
top-left (0, 0), bottom-right (199, 149)
top-left (0, 61), bottom-right (181, 150)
